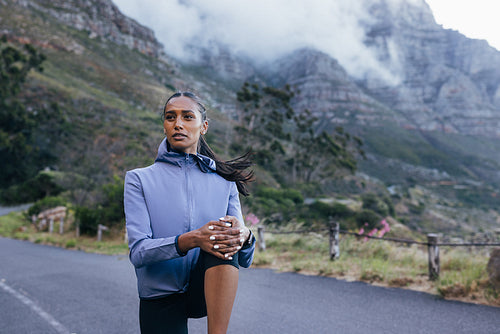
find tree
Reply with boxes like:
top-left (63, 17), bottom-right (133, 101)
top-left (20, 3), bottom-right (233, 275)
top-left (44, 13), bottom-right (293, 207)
top-left (0, 37), bottom-right (47, 188)
top-left (235, 82), bottom-right (362, 187)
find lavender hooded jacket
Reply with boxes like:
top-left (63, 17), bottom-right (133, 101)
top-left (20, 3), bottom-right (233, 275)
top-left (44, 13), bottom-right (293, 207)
top-left (124, 138), bottom-right (255, 299)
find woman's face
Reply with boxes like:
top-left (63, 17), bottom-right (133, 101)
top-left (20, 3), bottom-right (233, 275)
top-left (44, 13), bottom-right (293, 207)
top-left (163, 96), bottom-right (208, 154)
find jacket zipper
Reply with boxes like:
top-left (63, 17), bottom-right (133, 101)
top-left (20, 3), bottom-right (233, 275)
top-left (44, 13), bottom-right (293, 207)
top-left (185, 154), bottom-right (193, 232)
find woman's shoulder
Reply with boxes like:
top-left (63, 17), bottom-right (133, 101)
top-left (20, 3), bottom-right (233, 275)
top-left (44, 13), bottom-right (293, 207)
top-left (125, 162), bottom-right (165, 179)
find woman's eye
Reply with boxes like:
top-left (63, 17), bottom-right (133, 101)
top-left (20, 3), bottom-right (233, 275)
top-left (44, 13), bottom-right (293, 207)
top-left (165, 114), bottom-right (175, 120)
top-left (184, 114), bottom-right (194, 119)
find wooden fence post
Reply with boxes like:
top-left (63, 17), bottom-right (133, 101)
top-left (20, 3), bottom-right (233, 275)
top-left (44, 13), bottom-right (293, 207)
top-left (329, 220), bottom-right (339, 260)
top-left (257, 225), bottom-right (266, 251)
top-left (427, 233), bottom-right (440, 280)
top-left (31, 215), bottom-right (37, 231)
top-left (49, 218), bottom-right (54, 234)
top-left (59, 217), bottom-right (64, 235)
top-left (97, 224), bottom-right (108, 242)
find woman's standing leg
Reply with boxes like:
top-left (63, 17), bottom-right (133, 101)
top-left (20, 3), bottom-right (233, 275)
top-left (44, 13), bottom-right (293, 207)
top-left (204, 264), bottom-right (239, 334)
top-left (139, 294), bottom-right (188, 334)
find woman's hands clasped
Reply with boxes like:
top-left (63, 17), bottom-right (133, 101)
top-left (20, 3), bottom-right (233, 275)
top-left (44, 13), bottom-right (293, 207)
top-left (199, 216), bottom-right (251, 260)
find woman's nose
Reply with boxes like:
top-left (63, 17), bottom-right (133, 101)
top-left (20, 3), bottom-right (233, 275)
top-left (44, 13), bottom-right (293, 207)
top-left (174, 116), bottom-right (183, 128)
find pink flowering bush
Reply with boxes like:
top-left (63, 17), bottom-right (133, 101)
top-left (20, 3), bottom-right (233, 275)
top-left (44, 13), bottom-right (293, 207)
top-left (245, 213), bottom-right (260, 226)
top-left (357, 219), bottom-right (390, 242)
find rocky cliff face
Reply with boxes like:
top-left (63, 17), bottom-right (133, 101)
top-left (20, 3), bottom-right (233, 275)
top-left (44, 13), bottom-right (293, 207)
top-left (359, 0), bottom-right (500, 137)
top-left (16, 0), bottom-right (165, 58)
top-left (266, 48), bottom-right (403, 132)
top-left (189, 0), bottom-right (500, 138)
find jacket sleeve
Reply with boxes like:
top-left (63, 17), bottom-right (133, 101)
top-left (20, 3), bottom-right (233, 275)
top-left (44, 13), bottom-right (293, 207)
top-left (226, 182), bottom-right (255, 268)
top-left (124, 170), bottom-right (184, 268)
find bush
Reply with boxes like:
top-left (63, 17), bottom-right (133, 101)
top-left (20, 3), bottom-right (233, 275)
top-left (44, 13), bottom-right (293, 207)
top-left (75, 206), bottom-right (101, 235)
top-left (308, 201), bottom-right (353, 220)
top-left (0, 171), bottom-right (63, 204)
top-left (361, 193), bottom-right (389, 217)
top-left (282, 188), bottom-right (304, 204)
top-left (27, 196), bottom-right (67, 217)
top-left (355, 209), bottom-right (382, 229)
top-left (100, 175), bottom-right (124, 225)
top-left (251, 186), bottom-right (305, 222)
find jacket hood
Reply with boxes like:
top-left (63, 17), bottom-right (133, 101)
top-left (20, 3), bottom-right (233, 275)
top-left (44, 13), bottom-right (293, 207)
top-left (154, 138), bottom-right (217, 173)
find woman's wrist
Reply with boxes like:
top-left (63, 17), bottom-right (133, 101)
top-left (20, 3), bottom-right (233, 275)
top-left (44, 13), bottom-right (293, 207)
top-left (242, 227), bottom-right (254, 248)
top-left (177, 230), bottom-right (199, 254)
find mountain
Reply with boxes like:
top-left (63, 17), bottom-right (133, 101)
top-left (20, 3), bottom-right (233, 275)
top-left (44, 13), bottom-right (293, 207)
top-left (0, 0), bottom-right (498, 232)
top-left (174, 0), bottom-right (500, 188)
top-left (360, 0), bottom-right (500, 137)
top-left (0, 0), bottom-right (177, 191)
top-left (164, 0), bottom-right (500, 231)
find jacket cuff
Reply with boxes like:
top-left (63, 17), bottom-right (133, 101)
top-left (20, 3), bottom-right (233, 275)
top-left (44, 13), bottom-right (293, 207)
top-left (241, 231), bottom-right (255, 250)
top-left (175, 235), bottom-right (187, 257)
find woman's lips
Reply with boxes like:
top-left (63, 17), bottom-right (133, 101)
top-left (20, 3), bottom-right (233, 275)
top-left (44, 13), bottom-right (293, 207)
top-left (172, 133), bottom-right (187, 139)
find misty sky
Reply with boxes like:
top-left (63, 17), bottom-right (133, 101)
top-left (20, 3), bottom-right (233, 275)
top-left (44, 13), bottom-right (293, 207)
top-left (113, 0), bottom-right (500, 84)
top-left (426, 0), bottom-right (500, 51)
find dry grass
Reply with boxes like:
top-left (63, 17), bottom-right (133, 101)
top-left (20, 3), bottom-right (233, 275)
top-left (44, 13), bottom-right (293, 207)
top-left (251, 229), bottom-right (500, 307)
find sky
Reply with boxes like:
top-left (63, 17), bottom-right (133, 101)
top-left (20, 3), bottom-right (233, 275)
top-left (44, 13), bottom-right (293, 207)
top-left (425, 0), bottom-right (500, 51)
top-left (112, 0), bottom-right (500, 83)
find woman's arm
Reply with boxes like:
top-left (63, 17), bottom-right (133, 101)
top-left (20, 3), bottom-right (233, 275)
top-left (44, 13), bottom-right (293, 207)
top-left (225, 183), bottom-right (256, 268)
top-left (124, 171), bottom-right (183, 268)
top-left (125, 171), bottom-right (243, 267)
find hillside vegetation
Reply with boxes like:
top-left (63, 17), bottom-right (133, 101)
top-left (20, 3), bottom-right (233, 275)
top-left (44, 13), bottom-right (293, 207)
top-left (0, 0), bottom-right (499, 244)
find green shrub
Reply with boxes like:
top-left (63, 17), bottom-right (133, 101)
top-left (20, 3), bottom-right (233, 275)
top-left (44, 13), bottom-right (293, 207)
top-left (65, 239), bottom-right (77, 248)
top-left (100, 175), bottom-right (124, 225)
top-left (361, 193), bottom-right (389, 217)
top-left (308, 201), bottom-right (353, 220)
top-left (282, 189), bottom-right (304, 204)
top-left (75, 206), bottom-right (101, 235)
top-left (0, 171), bottom-right (63, 205)
top-left (251, 186), bottom-right (306, 222)
top-left (355, 209), bottom-right (381, 229)
top-left (27, 196), bottom-right (67, 217)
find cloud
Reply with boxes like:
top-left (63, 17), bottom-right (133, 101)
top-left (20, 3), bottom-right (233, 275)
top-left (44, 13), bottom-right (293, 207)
top-left (114, 0), bottom-right (409, 84)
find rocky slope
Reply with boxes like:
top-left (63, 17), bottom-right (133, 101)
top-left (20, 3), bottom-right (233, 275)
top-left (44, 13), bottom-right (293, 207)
top-left (360, 0), bottom-right (500, 137)
top-left (15, 0), bottom-right (165, 58)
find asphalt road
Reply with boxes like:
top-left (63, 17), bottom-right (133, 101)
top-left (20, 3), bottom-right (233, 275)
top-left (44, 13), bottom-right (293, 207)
top-left (1, 237), bottom-right (499, 334)
top-left (0, 204), bottom-right (32, 216)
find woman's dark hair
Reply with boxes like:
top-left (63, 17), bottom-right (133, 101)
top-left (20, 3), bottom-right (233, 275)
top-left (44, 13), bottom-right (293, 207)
top-left (163, 91), bottom-right (254, 196)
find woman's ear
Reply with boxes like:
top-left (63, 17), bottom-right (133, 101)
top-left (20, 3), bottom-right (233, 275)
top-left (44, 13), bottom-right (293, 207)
top-left (201, 120), bottom-right (208, 135)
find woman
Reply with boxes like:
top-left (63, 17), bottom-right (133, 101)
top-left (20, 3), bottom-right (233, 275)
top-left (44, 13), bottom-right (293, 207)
top-left (124, 91), bottom-right (255, 334)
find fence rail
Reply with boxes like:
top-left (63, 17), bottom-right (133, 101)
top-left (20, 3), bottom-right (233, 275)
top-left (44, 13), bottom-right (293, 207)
top-left (256, 223), bottom-right (500, 280)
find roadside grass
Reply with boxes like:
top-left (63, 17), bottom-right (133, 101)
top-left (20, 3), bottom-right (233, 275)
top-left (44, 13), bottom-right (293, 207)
top-left (251, 229), bottom-right (500, 307)
top-left (1, 212), bottom-right (498, 306)
top-left (0, 211), bottom-right (128, 255)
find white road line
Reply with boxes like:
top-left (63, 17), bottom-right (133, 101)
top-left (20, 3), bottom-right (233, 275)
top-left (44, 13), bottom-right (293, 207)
top-left (0, 279), bottom-right (71, 334)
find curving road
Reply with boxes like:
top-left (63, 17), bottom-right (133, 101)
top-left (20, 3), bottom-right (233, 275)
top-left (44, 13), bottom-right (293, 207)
top-left (1, 237), bottom-right (499, 334)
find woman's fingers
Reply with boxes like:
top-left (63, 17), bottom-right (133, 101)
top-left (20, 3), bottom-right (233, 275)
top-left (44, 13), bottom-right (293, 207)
top-left (201, 218), bottom-right (248, 258)
top-left (215, 246), bottom-right (241, 260)
top-left (212, 239), bottom-right (241, 249)
top-left (206, 220), bottom-right (233, 231)
top-left (218, 215), bottom-right (241, 227)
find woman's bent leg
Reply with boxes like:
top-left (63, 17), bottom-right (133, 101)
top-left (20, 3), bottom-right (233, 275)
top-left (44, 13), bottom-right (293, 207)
top-left (204, 264), bottom-right (239, 334)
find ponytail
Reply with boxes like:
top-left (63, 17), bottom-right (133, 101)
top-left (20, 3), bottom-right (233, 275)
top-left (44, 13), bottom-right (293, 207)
top-left (198, 136), bottom-right (254, 196)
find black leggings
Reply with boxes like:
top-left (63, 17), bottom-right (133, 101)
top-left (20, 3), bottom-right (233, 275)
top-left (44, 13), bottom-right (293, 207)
top-left (139, 251), bottom-right (239, 334)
